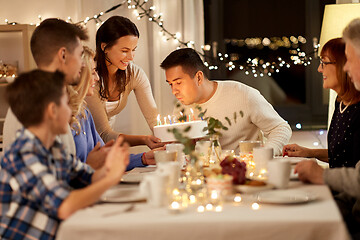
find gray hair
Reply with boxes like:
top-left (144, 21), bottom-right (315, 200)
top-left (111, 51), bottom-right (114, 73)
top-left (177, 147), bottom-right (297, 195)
top-left (343, 18), bottom-right (360, 55)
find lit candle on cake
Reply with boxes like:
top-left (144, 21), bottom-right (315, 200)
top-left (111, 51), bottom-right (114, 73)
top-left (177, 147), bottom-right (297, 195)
top-left (190, 108), bottom-right (195, 120)
top-left (164, 116), bottom-right (167, 125)
top-left (179, 112), bottom-right (184, 122)
top-left (157, 114), bottom-right (161, 126)
top-left (168, 115), bottom-right (172, 124)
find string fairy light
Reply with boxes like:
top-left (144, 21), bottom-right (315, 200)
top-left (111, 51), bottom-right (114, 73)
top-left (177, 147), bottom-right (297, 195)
top-left (2, 0), bottom-right (315, 75)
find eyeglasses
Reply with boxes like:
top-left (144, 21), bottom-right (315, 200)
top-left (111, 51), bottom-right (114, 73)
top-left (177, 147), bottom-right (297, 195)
top-left (320, 59), bottom-right (336, 69)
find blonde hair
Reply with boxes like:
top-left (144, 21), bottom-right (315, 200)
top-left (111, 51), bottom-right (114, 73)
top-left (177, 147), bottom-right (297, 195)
top-left (68, 46), bottom-right (95, 135)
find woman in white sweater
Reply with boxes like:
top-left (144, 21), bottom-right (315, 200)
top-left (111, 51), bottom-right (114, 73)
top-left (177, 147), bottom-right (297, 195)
top-left (86, 16), bottom-right (163, 149)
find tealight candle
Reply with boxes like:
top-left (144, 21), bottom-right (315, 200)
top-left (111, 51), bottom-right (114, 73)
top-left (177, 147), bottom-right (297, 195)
top-left (234, 194), bottom-right (242, 203)
top-left (252, 202), bottom-right (260, 210)
top-left (215, 205), bottom-right (223, 212)
top-left (205, 203), bottom-right (213, 211)
top-left (197, 205), bottom-right (205, 213)
top-left (168, 201), bottom-right (182, 214)
top-left (189, 194), bottom-right (196, 204)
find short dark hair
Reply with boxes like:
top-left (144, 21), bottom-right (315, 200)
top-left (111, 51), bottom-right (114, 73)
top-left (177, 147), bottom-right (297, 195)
top-left (31, 18), bottom-right (88, 66)
top-left (6, 70), bottom-right (65, 128)
top-left (95, 16), bottom-right (140, 99)
top-left (160, 48), bottom-right (209, 79)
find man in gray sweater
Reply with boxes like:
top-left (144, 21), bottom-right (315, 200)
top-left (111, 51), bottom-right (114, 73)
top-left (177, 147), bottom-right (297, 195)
top-left (295, 18), bottom-right (360, 238)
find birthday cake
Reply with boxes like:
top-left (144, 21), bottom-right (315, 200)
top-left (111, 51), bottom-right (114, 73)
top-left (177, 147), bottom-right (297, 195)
top-left (154, 120), bottom-right (208, 142)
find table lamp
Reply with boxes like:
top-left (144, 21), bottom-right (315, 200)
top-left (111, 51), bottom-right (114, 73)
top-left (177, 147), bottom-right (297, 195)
top-left (318, 3), bottom-right (360, 127)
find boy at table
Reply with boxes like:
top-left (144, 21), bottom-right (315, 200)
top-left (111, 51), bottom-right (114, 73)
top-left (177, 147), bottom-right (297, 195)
top-left (160, 48), bottom-right (292, 155)
top-left (295, 18), bottom-right (360, 239)
top-left (0, 70), bottom-right (129, 240)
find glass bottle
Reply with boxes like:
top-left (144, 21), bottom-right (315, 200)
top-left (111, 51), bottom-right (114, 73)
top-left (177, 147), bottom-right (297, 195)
top-left (208, 135), bottom-right (222, 166)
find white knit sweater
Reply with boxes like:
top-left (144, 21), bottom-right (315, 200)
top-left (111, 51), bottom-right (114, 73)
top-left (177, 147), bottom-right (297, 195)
top-left (174, 80), bottom-right (292, 155)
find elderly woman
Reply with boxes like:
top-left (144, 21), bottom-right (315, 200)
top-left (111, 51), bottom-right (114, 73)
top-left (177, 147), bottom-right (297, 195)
top-left (283, 37), bottom-right (360, 168)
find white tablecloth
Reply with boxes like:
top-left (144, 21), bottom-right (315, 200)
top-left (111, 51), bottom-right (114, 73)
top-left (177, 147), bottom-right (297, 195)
top-left (57, 181), bottom-right (349, 240)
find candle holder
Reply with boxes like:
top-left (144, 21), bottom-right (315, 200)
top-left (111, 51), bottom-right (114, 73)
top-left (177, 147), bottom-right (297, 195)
top-left (168, 188), bottom-right (188, 214)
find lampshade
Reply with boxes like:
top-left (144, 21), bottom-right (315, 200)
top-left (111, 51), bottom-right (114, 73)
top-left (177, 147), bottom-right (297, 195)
top-left (319, 3), bottom-right (360, 54)
top-left (319, 3), bottom-right (360, 128)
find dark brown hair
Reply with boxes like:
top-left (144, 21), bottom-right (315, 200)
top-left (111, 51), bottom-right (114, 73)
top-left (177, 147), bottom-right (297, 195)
top-left (321, 37), bottom-right (360, 103)
top-left (31, 18), bottom-right (88, 66)
top-left (160, 48), bottom-right (209, 79)
top-left (6, 70), bottom-right (65, 127)
top-left (95, 16), bottom-right (139, 99)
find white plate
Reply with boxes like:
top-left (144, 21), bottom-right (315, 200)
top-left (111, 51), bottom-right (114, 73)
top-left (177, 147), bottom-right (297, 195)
top-left (121, 174), bottom-right (144, 183)
top-left (257, 189), bottom-right (316, 204)
top-left (274, 157), bottom-right (308, 165)
top-left (234, 183), bottom-right (275, 194)
top-left (100, 187), bottom-right (145, 203)
top-left (121, 167), bottom-right (157, 183)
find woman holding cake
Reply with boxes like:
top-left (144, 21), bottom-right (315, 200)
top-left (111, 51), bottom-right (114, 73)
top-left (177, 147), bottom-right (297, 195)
top-left (283, 38), bottom-right (360, 168)
top-left (86, 16), bottom-right (163, 149)
top-left (69, 46), bottom-right (157, 169)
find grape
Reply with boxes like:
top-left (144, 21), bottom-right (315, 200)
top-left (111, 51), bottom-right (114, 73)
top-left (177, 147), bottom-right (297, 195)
top-left (220, 156), bottom-right (246, 184)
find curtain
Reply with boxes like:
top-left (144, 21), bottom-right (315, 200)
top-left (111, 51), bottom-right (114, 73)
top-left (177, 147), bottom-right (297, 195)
top-left (1, 0), bottom-right (204, 152)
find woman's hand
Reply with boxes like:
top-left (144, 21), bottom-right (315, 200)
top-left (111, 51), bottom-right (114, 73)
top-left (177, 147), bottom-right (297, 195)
top-left (104, 137), bottom-right (130, 183)
top-left (143, 135), bottom-right (165, 149)
top-left (86, 140), bottom-right (115, 170)
top-left (141, 146), bottom-right (166, 165)
top-left (282, 143), bottom-right (310, 157)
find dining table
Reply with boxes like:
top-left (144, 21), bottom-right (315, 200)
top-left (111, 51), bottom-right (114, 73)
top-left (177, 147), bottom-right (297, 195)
top-left (56, 167), bottom-right (350, 240)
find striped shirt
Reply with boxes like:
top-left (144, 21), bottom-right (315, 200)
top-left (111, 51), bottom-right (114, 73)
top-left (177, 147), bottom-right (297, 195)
top-left (0, 128), bottom-right (94, 240)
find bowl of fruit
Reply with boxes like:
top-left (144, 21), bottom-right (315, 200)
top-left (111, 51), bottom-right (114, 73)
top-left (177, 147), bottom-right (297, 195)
top-left (220, 156), bottom-right (247, 184)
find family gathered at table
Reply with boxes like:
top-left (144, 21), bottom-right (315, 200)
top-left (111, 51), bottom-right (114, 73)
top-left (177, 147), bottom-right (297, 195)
top-left (1, 14), bottom-right (360, 240)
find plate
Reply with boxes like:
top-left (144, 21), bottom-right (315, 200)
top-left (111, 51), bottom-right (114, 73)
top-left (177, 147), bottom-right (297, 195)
top-left (257, 189), bottom-right (316, 204)
top-left (100, 187), bottom-right (146, 203)
top-left (121, 174), bottom-right (144, 183)
top-left (121, 167), bottom-right (157, 183)
top-left (234, 183), bottom-right (275, 194)
top-left (274, 157), bottom-right (308, 165)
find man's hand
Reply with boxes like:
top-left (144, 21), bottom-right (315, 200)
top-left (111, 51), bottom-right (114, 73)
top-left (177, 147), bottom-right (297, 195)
top-left (294, 160), bottom-right (324, 184)
top-left (143, 135), bottom-right (165, 149)
top-left (282, 143), bottom-right (310, 157)
top-left (141, 146), bottom-right (166, 165)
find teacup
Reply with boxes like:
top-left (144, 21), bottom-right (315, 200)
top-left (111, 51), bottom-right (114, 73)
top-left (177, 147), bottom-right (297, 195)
top-left (156, 161), bottom-right (181, 189)
top-left (267, 158), bottom-right (291, 189)
top-left (140, 173), bottom-right (170, 207)
top-left (166, 143), bottom-right (186, 167)
top-left (154, 150), bottom-right (177, 164)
